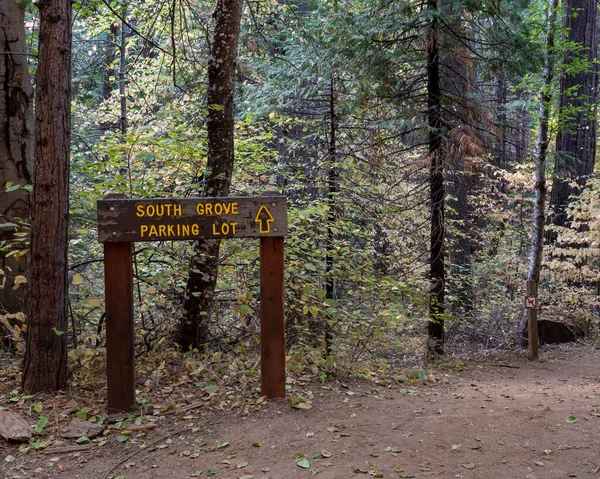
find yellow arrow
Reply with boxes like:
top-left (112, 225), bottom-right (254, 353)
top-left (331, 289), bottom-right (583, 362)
top-left (254, 205), bottom-right (274, 233)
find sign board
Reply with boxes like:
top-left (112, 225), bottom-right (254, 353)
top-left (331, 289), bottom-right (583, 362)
top-left (525, 296), bottom-right (537, 309)
top-left (97, 193), bottom-right (287, 413)
top-left (98, 196), bottom-right (287, 243)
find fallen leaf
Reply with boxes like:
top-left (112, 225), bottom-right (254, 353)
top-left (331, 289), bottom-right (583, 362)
top-left (296, 458), bottom-right (310, 469)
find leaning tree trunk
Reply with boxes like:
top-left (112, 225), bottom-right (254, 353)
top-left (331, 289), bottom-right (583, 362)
top-left (426, 0), bottom-right (445, 359)
top-left (22, 0), bottom-right (71, 392)
top-left (0, 1), bottom-right (34, 318)
top-left (548, 0), bottom-right (598, 231)
top-left (176, 0), bottom-right (243, 351)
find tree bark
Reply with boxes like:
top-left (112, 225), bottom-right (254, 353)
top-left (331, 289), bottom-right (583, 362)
top-left (0, 1), bottom-right (34, 315)
top-left (22, 0), bottom-right (71, 392)
top-left (548, 0), bottom-right (597, 230)
top-left (176, 0), bottom-right (243, 351)
top-left (426, 0), bottom-right (445, 359)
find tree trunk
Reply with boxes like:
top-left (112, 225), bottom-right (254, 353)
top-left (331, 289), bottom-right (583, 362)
top-left (0, 1), bottom-right (34, 316)
top-left (548, 0), bottom-right (598, 230)
top-left (520, 0), bottom-right (558, 350)
top-left (324, 75), bottom-right (337, 353)
top-left (426, 0), bottom-right (445, 359)
top-left (176, 0), bottom-right (243, 351)
top-left (22, 0), bottom-right (71, 392)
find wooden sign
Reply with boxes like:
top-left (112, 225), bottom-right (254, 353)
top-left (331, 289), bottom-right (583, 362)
top-left (98, 193), bottom-right (287, 413)
top-left (98, 196), bottom-right (287, 243)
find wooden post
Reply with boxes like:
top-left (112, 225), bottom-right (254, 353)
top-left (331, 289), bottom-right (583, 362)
top-left (259, 236), bottom-right (286, 397)
top-left (526, 279), bottom-right (538, 359)
top-left (104, 242), bottom-right (135, 412)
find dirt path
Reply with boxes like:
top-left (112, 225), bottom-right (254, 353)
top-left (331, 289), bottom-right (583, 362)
top-left (2, 344), bottom-right (600, 479)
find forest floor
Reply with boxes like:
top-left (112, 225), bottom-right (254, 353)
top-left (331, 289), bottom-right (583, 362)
top-left (1, 342), bottom-right (600, 479)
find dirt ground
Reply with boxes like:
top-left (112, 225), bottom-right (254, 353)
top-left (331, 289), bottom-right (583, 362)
top-left (2, 343), bottom-right (600, 479)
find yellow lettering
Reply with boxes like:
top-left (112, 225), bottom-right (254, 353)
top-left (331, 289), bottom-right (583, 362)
top-left (136, 205), bottom-right (145, 217)
top-left (149, 225), bottom-right (158, 237)
top-left (196, 203), bottom-right (204, 215)
top-left (214, 203), bottom-right (223, 215)
top-left (182, 224), bottom-right (190, 236)
top-left (222, 223), bottom-right (230, 235)
top-left (167, 225), bottom-right (175, 236)
top-left (192, 224), bottom-right (199, 235)
top-left (231, 202), bottom-right (238, 215)
top-left (174, 204), bottom-right (182, 216)
top-left (148, 205), bottom-right (156, 217)
top-left (141, 225), bottom-right (148, 237)
top-left (205, 203), bottom-right (213, 215)
top-left (159, 225), bottom-right (166, 236)
top-left (230, 222), bottom-right (237, 234)
top-left (212, 223), bottom-right (220, 235)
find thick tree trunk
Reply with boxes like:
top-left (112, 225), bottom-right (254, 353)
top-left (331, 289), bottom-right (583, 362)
top-left (426, 0), bottom-right (445, 359)
top-left (0, 1), bottom-right (34, 316)
top-left (22, 0), bottom-right (71, 392)
top-left (549, 0), bottom-right (598, 230)
top-left (176, 0), bottom-right (243, 351)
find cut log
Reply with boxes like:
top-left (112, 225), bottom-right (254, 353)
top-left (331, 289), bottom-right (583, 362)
top-left (0, 410), bottom-right (32, 442)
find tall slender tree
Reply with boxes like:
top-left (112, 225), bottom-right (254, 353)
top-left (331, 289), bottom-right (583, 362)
top-left (426, 0), bottom-right (445, 359)
top-left (22, 0), bottom-right (72, 392)
top-left (176, 0), bottom-right (243, 350)
top-left (521, 0), bottom-right (558, 355)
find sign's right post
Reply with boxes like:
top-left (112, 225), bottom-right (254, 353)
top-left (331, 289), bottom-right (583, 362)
top-left (526, 279), bottom-right (539, 359)
top-left (259, 234), bottom-right (286, 397)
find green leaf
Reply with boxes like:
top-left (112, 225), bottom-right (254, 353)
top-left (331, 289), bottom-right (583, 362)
top-left (52, 328), bottom-right (65, 336)
top-left (76, 436), bottom-right (90, 444)
top-left (390, 422), bottom-right (398, 430)
top-left (207, 466), bottom-right (219, 476)
top-left (239, 304), bottom-right (253, 315)
top-left (76, 408), bottom-right (88, 421)
top-left (565, 415), bottom-right (578, 424)
top-left (5, 455), bottom-right (15, 463)
top-left (252, 441), bottom-right (261, 447)
top-left (116, 435), bottom-right (129, 442)
top-left (34, 417), bottom-right (48, 434)
top-left (321, 450), bottom-right (332, 458)
top-left (296, 458), bottom-right (310, 469)
top-left (216, 441), bottom-right (230, 449)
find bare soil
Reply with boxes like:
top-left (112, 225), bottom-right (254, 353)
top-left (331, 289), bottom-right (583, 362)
top-left (2, 343), bottom-right (600, 479)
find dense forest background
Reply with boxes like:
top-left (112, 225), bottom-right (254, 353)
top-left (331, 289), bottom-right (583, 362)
top-left (2, 0), bottom-right (600, 389)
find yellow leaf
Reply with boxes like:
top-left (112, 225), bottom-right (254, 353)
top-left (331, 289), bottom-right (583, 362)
top-left (76, 228), bottom-right (88, 234)
top-left (13, 276), bottom-right (27, 290)
top-left (72, 273), bottom-right (83, 285)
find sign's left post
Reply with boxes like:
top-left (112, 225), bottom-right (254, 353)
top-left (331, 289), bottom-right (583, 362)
top-left (101, 193), bottom-right (136, 413)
